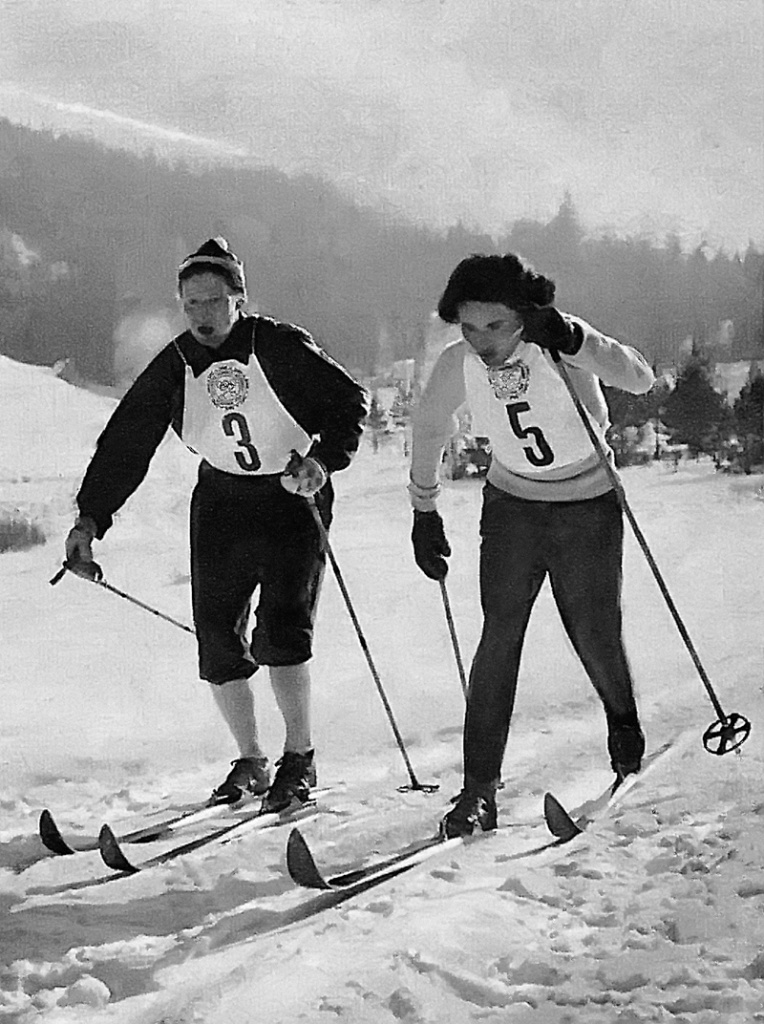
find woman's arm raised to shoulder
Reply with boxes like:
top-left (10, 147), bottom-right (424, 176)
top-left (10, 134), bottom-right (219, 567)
top-left (565, 317), bottom-right (655, 395)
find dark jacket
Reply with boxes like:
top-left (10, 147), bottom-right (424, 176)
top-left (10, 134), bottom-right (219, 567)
top-left (78, 314), bottom-right (368, 537)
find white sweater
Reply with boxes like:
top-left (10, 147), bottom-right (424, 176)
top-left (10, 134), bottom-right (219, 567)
top-left (409, 315), bottom-right (655, 508)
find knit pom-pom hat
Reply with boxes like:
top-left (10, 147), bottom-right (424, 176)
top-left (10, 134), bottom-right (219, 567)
top-left (178, 237), bottom-right (246, 296)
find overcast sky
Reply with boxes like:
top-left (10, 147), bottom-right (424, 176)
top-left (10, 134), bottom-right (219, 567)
top-left (1, 0), bottom-right (762, 250)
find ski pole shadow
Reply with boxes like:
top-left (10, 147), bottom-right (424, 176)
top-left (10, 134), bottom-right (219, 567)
top-left (176, 860), bottom-right (426, 962)
top-left (171, 823), bottom-right (544, 963)
top-left (6, 871), bottom-right (296, 966)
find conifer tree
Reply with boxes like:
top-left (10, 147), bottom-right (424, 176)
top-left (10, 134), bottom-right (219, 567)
top-left (733, 371), bottom-right (764, 471)
top-left (662, 351), bottom-right (730, 457)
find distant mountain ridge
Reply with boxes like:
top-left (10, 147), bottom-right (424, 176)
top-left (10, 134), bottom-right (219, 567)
top-left (1, 0), bottom-right (761, 250)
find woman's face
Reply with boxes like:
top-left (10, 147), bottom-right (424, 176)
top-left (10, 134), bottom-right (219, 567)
top-left (457, 302), bottom-right (523, 367)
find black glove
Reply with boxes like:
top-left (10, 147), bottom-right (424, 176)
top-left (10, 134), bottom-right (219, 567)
top-left (520, 305), bottom-right (583, 356)
top-left (64, 516), bottom-right (103, 581)
top-left (63, 558), bottom-right (104, 582)
top-left (411, 510), bottom-right (451, 581)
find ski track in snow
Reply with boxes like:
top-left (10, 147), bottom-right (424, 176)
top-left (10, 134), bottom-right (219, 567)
top-left (1, 354), bottom-right (764, 1023)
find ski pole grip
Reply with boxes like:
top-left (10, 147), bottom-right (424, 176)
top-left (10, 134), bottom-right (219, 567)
top-left (49, 560), bottom-right (104, 585)
top-left (49, 565), bottom-right (68, 586)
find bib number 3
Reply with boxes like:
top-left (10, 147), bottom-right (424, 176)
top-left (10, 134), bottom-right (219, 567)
top-left (222, 412), bottom-right (261, 471)
top-left (506, 401), bottom-right (554, 467)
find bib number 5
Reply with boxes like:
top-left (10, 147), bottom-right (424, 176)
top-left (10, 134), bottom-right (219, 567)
top-left (222, 412), bottom-right (261, 471)
top-left (506, 401), bottom-right (554, 467)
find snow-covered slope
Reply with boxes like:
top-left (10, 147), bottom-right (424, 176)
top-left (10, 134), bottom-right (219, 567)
top-left (1, 356), bottom-right (763, 1022)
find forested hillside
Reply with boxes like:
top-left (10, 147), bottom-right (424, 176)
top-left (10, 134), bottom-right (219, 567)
top-left (1, 119), bottom-right (762, 385)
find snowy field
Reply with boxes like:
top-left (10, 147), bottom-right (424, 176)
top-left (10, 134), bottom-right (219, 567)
top-left (1, 352), bottom-right (764, 1023)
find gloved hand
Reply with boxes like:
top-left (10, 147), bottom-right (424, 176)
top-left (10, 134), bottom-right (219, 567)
top-left (280, 450), bottom-right (328, 497)
top-left (411, 510), bottom-right (451, 580)
top-left (64, 516), bottom-right (103, 581)
top-left (520, 305), bottom-right (583, 356)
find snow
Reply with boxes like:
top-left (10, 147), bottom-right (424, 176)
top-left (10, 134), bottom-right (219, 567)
top-left (2, 352), bottom-right (764, 1023)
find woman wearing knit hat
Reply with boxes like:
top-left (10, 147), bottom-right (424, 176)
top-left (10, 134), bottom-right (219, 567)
top-left (408, 252), bottom-right (655, 838)
top-left (64, 238), bottom-right (368, 811)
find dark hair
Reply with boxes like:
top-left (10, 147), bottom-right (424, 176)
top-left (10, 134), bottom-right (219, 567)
top-left (437, 253), bottom-right (555, 323)
top-left (177, 261), bottom-right (244, 294)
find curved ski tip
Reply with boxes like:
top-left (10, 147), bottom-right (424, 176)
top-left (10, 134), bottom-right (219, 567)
top-left (544, 793), bottom-right (561, 811)
top-left (39, 809), bottom-right (74, 856)
top-left (286, 827), bottom-right (332, 890)
top-left (543, 792), bottom-right (582, 841)
top-left (99, 823), bottom-right (139, 874)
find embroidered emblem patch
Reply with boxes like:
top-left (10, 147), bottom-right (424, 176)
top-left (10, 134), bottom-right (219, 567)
top-left (207, 363), bottom-right (249, 409)
top-left (487, 361), bottom-right (530, 401)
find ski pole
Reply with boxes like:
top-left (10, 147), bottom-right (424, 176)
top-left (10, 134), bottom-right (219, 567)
top-left (50, 563), bottom-right (196, 635)
top-left (439, 579), bottom-right (468, 698)
top-left (552, 351), bottom-right (750, 756)
top-left (306, 498), bottom-right (438, 793)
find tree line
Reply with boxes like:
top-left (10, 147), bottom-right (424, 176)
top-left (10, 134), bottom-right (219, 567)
top-left (603, 348), bottom-right (764, 473)
top-left (1, 119), bottom-right (762, 412)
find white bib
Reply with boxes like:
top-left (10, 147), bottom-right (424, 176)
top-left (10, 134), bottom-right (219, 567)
top-left (463, 343), bottom-right (606, 476)
top-left (182, 352), bottom-right (313, 475)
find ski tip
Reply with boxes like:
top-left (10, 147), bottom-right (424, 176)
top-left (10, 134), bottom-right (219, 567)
top-left (39, 809), bottom-right (75, 856)
top-left (286, 828), bottom-right (332, 890)
top-left (98, 824), bottom-right (139, 874)
top-left (543, 792), bottom-right (583, 841)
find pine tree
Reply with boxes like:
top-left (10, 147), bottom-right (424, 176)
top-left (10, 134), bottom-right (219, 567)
top-left (604, 377), bottom-right (669, 464)
top-left (662, 352), bottom-right (729, 458)
top-left (733, 371), bottom-right (764, 471)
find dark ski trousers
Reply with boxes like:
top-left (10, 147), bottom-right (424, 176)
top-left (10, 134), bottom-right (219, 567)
top-left (190, 464), bottom-right (332, 684)
top-left (464, 483), bottom-right (639, 786)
